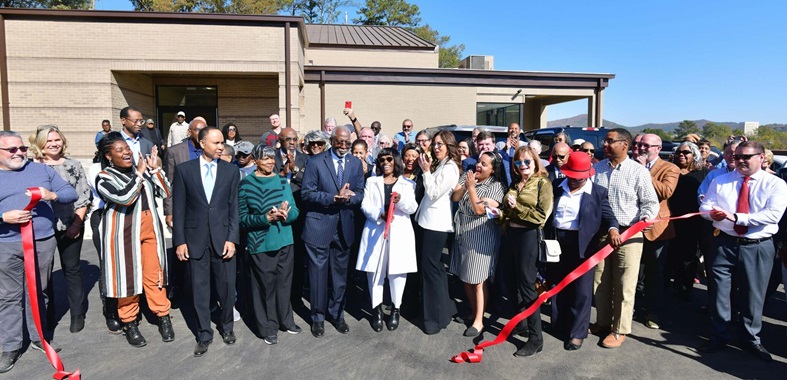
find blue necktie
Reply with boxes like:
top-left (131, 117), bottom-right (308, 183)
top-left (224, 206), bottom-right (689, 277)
top-left (337, 157), bottom-right (344, 185)
top-left (204, 162), bottom-right (215, 201)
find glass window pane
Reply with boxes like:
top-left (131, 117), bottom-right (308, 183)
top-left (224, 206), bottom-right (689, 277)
top-left (476, 103), bottom-right (521, 127)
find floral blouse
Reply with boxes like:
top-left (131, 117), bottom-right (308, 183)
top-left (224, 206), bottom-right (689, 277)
top-left (48, 158), bottom-right (92, 231)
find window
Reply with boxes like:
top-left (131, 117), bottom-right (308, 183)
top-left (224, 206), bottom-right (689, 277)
top-left (476, 103), bottom-right (521, 127)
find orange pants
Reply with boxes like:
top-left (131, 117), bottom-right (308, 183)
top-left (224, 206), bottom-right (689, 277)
top-left (118, 210), bottom-right (170, 323)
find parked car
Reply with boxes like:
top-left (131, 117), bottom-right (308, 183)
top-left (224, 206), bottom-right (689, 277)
top-left (422, 125), bottom-right (526, 149)
top-left (524, 126), bottom-right (607, 160)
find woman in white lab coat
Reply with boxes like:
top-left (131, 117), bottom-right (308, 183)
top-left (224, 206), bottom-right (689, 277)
top-left (356, 147), bottom-right (418, 332)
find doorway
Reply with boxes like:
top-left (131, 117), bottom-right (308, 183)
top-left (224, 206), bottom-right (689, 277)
top-left (156, 86), bottom-right (218, 142)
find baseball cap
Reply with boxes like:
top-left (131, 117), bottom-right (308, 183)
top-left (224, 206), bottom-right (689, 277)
top-left (145, 119), bottom-right (154, 124)
top-left (235, 141), bottom-right (254, 155)
top-left (177, 111), bottom-right (186, 117)
top-left (572, 138), bottom-right (586, 147)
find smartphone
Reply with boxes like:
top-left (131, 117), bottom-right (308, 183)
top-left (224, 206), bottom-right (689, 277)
top-left (345, 101), bottom-right (352, 109)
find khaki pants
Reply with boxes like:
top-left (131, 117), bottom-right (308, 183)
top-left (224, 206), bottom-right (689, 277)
top-left (593, 231), bottom-right (644, 335)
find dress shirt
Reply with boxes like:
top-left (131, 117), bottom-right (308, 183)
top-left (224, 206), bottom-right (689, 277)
top-left (394, 131), bottom-right (417, 151)
top-left (699, 169), bottom-right (787, 239)
top-left (698, 166), bottom-right (734, 203)
top-left (552, 165), bottom-right (565, 179)
top-left (187, 140), bottom-right (202, 161)
top-left (199, 155), bottom-right (218, 201)
top-left (553, 179), bottom-right (592, 230)
top-left (592, 157), bottom-right (659, 226)
top-left (330, 148), bottom-right (346, 175)
top-left (646, 158), bottom-right (657, 170)
top-left (120, 129), bottom-right (141, 164)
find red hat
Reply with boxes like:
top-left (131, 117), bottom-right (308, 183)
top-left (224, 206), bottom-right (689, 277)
top-left (560, 152), bottom-right (595, 180)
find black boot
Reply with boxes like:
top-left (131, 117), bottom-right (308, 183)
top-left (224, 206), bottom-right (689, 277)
top-left (387, 307), bottom-right (400, 331)
top-left (370, 305), bottom-right (384, 332)
top-left (104, 298), bottom-right (121, 334)
top-left (123, 320), bottom-right (147, 348)
top-left (158, 315), bottom-right (175, 342)
top-left (514, 338), bottom-right (543, 358)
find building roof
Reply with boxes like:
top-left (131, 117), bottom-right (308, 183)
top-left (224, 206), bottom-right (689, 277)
top-left (306, 24), bottom-right (435, 50)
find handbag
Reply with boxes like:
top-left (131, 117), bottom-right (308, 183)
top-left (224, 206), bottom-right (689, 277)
top-left (538, 227), bottom-right (562, 263)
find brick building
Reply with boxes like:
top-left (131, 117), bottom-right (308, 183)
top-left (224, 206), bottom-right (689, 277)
top-left (0, 9), bottom-right (614, 158)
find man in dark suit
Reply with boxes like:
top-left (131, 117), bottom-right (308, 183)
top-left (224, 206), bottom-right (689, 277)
top-left (546, 142), bottom-right (570, 182)
top-left (172, 126), bottom-right (240, 357)
top-left (118, 106), bottom-right (154, 163)
top-left (300, 126), bottom-right (364, 337)
top-left (545, 151), bottom-right (620, 351)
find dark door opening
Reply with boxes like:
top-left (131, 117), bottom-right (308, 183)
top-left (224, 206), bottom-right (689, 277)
top-left (156, 86), bottom-right (218, 143)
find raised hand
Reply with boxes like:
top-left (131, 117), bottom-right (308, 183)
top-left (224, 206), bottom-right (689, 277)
top-left (418, 153), bottom-right (431, 173)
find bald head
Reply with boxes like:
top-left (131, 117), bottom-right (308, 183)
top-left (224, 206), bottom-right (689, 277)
top-left (641, 133), bottom-right (663, 161)
top-left (279, 127), bottom-right (298, 152)
top-left (552, 142), bottom-right (571, 167)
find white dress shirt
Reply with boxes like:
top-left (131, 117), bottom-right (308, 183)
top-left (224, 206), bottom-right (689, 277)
top-left (199, 155), bottom-right (218, 200)
top-left (553, 179), bottom-right (593, 230)
top-left (700, 169), bottom-right (787, 239)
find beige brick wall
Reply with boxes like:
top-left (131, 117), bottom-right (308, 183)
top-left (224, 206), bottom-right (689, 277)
top-left (303, 83), bottom-right (476, 138)
top-left (306, 47), bottom-right (438, 68)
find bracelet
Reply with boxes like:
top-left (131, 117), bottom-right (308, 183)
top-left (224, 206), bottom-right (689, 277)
top-left (350, 117), bottom-right (357, 123)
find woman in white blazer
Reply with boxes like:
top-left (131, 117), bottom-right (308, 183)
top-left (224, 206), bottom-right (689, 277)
top-left (415, 130), bottom-right (461, 334)
top-left (356, 148), bottom-right (418, 332)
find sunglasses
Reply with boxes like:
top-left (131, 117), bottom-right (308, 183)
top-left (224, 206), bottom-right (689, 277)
top-left (733, 153), bottom-right (760, 161)
top-left (308, 142), bottom-right (326, 146)
top-left (582, 148), bottom-right (595, 153)
top-left (676, 150), bottom-right (693, 156)
top-left (552, 154), bottom-right (567, 160)
top-left (514, 159), bottom-right (532, 167)
top-left (228, 128), bottom-right (237, 131)
top-left (637, 142), bottom-right (660, 149)
top-left (0, 146), bottom-right (29, 154)
top-left (235, 153), bottom-right (250, 158)
top-left (378, 156), bottom-right (394, 163)
top-left (282, 137), bottom-right (298, 142)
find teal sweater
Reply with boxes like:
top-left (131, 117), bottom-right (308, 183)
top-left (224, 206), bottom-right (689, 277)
top-left (239, 174), bottom-right (300, 254)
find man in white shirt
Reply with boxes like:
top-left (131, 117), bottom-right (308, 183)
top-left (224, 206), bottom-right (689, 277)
top-left (698, 140), bottom-right (787, 361)
top-left (167, 111), bottom-right (189, 147)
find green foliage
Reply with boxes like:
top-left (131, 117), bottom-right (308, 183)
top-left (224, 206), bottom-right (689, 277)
top-left (701, 122), bottom-right (732, 140)
top-left (674, 120), bottom-right (700, 139)
top-left (0, 0), bottom-right (90, 9)
top-left (282, 0), bottom-right (354, 23)
top-left (131, 0), bottom-right (282, 13)
top-left (411, 23), bottom-right (464, 68)
top-left (354, 0), bottom-right (421, 27)
top-left (641, 128), bottom-right (672, 141)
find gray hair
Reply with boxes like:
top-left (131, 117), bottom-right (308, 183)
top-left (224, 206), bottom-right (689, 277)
top-left (304, 130), bottom-right (328, 145)
top-left (0, 131), bottom-right (22, 140)
top-left (223, 144), bottom-right (235, 157)
top-left (331, 125), bottom-right (351, 138)
top-left (678, 141), bottom-right (702, 168)
top-left (251, 144), bottom-right (276, 160)
top-left (528, 140), bottom-right (543, 152)
top-left (324, 117), bottom-right (337, 126)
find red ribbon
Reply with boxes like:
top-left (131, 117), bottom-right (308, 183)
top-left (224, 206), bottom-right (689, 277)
top-left (21, 188), bottom-right (80, 379)
top-left (383, 192), bottom-right (398, 239)
top-left (451, 211), bottom-right (708, 363)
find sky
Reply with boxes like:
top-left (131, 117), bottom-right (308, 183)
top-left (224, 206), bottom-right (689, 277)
top-left (95, 0), bottom-right (787, 126)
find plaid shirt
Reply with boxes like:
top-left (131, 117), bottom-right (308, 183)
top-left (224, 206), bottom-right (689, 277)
top-left (592, 157), bottom-right (659, 226)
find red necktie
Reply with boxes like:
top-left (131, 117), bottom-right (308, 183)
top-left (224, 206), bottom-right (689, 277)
top-left (734, 176), bottom-right (750, 236)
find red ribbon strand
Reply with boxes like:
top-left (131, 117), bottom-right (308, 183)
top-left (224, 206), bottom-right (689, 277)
top-left (450, 211), bottom-right (708, 363)
top-left (21, 187), bottom-right (80, 379)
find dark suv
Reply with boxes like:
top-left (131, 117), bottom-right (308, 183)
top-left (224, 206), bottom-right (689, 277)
top-left (524, 126), bottom-right (607, 159)
top-left (422, 125), bottom-right (526, 147)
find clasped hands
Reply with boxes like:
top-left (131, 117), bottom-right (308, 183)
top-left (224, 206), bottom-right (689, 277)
top-left (334, 183), bottom-right (355, 204)
top-left (266, 201), bottom-right (292, 223)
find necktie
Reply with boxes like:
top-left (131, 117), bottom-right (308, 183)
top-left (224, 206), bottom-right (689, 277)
top-left (734, 176), bottom-right (750, 236)
top-left (337, 157), bottom-right (344, 185)
top-left (204, 162), bottom-right (215, 201)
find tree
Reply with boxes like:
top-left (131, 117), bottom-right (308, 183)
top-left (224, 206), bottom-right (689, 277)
top-left (0, 0), bottom-right (90, 9)
top-left (354, 0), bottom-right (421, 27)
top-left (282, 0), bottom-right (354, 23)
top-left (674, 120), bottom-right (700, 139)
top-left (131, 0), bottom-right (282, 13)
top-left (641, 128), bottom-right (672, 141)
top-left (411, 23), bottom-right (464, 68)
top-left (701, 122), bottom-right (732, 140)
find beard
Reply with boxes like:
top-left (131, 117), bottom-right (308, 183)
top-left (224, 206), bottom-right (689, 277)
top-left (2, 154), bottom-right (28, 170)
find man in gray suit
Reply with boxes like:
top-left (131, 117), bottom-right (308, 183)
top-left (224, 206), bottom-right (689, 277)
top-left (118, 106), bottom-right (153, 164)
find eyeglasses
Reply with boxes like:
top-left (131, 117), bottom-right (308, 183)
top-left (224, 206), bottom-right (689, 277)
top-left (552, 154), bottom-right (567, 160)
top-left (582, 148), bottom-right (595, 153)
top-left (514, 159), bottom-right (532, 167)
top-left (308, 141), bottom-right (326, 146)
top-left (282, 137), bottom-right (298, 142)
top-left (637, 142), bottom-right (661, 149)
top-left (333, 139), bottom-right (352, 147)
top-left (603, 139), bottom-right (626, 145)
top-left (416, 139), bottom-right (430, 143)
top-left (432, 142), bottom-right (445, 148)
top-left (0, 146), bottom-right (28, 154)
top-left (125, 118), bottom-right (145, 125)
top-left (378, 156), bottom-right (394, 163)
top-left (228, 128), bottom-right (237, 131)
top-left (402, 125), bottom-right (413, 129)
top-left (676, 150), bottom-right (693, 156)
top-left (733, 153), bottom-right (760, 161)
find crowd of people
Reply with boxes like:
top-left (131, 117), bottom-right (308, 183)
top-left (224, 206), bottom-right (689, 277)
top-left (1, 106), bottom-right (786, 373)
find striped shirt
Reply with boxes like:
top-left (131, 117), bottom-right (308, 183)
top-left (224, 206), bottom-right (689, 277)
top-left (592, 157), bottom-right (659, 226)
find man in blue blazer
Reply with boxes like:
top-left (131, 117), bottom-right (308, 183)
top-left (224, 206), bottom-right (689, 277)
top-left (172, 127), bottom-right (240, 357)
top-left (544, 152), bottom-right (619, 351)
top-left (301, 126), bottom-right (365, 337)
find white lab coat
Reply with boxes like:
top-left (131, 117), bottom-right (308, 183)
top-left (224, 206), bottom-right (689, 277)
top-left (356, 176), bottom-right (418, 274)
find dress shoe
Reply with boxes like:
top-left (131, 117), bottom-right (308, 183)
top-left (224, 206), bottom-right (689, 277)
top-left (514, 340), bottom-right (543, 357)
top-left (106, 317), bottom-right (122, 334)
top-left (104, 299), bottom-right (122, 334)
top-left (601, 333), bottom-right (625, 349)
top-left (463, 326), bottom-right (482, 337)
top-left (0, 350), bottom-right (21, 373)
top-left (221, 331), bottom-right (236, 345)
top-left (282, 325), bottom-right (302, 335)
top-left (194, 340), bottom-right (212, 357)
top-left (564, 338), bottom-right (583, 351)
top-left (158, 315), bottom-right (175, 342)
top-left (644, 313), bottom-right (660, 329)
top-left (123, 321), bottom-right (147, 348)
top-left (330, 318), bottom-right (350, 334)
top-left (697, 340), bottom-right (727, 353)
top-left (370, 305), bottom-right (384, 332)
top-left (387, 307), bottom-right (400, 331)
top-left (263, 335), bottom-right (278, 345)
top-left (311, 321), bottom-right (325, 338)
top-left (70, 314), bottom-right (85, 333)
top-left (31, 340), bottom-right (61, 353)
top-left (745, 343), bottom-right (773, 362)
